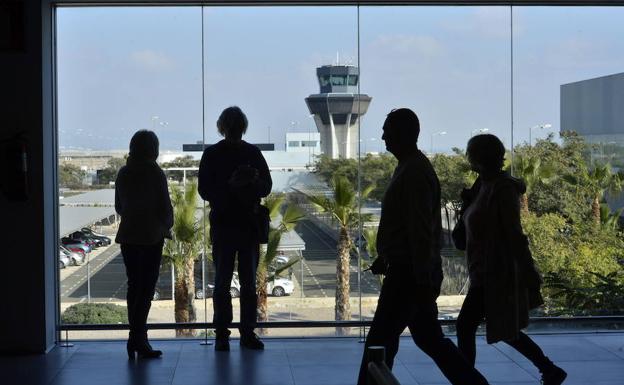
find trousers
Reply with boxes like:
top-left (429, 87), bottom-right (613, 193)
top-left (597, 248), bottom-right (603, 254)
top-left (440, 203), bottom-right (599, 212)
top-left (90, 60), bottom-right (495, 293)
top-left (457, 285), bottom-right (553, 372)
top-left (121, 241), bottom-right (163, 337)
top-left (358, 266), bottom-right (489, 385)
top-left (212, 239), bottom-right (260, 336)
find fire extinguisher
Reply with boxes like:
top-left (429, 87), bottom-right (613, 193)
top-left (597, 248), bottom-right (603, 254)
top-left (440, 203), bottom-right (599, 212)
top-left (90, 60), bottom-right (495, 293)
top-left (0, 134), bottom-right (28, 201)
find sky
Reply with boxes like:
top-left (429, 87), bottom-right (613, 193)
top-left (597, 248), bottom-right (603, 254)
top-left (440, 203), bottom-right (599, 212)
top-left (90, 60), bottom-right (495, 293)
top-left (56, 6), bottom-right (624, 153)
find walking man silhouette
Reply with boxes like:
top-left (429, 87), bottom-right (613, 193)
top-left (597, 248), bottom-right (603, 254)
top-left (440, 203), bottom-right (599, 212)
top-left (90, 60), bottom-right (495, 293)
top-left (357, 108), bottom-right (489, 385)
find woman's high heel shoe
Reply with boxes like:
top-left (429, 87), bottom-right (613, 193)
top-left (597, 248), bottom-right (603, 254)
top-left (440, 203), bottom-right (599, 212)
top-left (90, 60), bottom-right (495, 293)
top-left (127, 339), bottom-right (162, 359)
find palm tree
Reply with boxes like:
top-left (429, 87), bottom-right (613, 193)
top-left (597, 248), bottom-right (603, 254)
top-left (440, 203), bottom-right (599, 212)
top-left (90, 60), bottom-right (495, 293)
top-left (256, 194), bottom-right (304, 334)
top-left (587, 165), bottom-right (622, 225)
top-left (600, 204), bottom-right (623, 231)
top-left (508, 154), bottom-right (555, 214)
top-left (565, 164), bottom-right (623, 225)
top-left (361, 227), bottom-right (383, 287)
top-left (305, 176), bottom-right (373, 335)
top-left (163, 181), bottom-right (209, 337)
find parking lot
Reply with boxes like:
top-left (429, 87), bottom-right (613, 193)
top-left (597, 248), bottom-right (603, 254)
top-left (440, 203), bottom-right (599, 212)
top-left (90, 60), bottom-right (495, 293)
top-left (60, 219), bottom-right (382, 303)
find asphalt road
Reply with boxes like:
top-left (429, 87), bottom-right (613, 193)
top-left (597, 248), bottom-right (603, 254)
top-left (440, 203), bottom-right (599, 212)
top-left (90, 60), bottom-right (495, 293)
top-left (295, 219), bottom-right (381, 298)
top-left (67, 251), bottom-right (127, 302)
top-left (61, 219), bottom-right (381, 302)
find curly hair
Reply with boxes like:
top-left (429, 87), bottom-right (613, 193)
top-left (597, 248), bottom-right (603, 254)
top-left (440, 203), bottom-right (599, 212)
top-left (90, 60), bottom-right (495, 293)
top-left (217, 106), bottom-right (248, 138)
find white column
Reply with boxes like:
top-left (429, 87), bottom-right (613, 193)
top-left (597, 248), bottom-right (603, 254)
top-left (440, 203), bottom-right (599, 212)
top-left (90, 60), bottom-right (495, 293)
top-left (329, 114), bottom-right (338, 159)
top-left (345, 114), bottom-right (352, 159)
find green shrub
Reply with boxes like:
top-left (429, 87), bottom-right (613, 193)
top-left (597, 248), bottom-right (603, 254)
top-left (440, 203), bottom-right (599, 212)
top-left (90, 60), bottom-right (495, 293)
top-left (62, 303), bottom-right (127, 324)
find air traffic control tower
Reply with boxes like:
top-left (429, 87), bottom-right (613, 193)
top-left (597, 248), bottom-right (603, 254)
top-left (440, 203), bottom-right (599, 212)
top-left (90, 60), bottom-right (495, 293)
top-left (305, 65), bottom-right (371, 159)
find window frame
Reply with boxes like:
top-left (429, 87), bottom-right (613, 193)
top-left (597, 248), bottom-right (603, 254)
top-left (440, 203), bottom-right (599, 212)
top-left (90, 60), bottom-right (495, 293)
top-left (48, 0), bottom-right (624, 338)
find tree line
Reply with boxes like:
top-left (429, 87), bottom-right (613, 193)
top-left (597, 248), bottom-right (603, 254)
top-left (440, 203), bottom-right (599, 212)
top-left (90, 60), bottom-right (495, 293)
top-left (313, 132), bottom-right (624, 316)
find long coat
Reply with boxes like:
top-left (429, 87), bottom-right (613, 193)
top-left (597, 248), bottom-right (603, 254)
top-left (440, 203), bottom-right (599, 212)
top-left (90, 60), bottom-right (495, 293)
top-left (466, 173), bottom-right (543, 344)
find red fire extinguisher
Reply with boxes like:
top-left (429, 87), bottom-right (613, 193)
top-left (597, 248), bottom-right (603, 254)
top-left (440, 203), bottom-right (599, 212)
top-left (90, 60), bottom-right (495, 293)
top-left (1, 135), bottom-right (28, 201)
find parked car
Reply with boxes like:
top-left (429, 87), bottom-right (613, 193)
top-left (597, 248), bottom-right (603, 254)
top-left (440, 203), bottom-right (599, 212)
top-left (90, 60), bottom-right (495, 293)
top-left (80, 227), bottom-right (112, 245)
top-left (59, 252), bottom-right (70, 269)
top-left (194, 283), bottom-right (215, 300)
top-left (61, 237), bottom-right (91, 254)
top-left (151, 259), bottom-right (293, 300)
top-left (274, 254), bottom-right (290, 266)
top-left (60, 245), bottom-right (83, 266)
top-left (153, 261), bottom-right (208, 301)
top-left (266, 276), bottom-right (295, 297)
top-left (195, 273), bottom-right (294, 299)
top-left (63, 234), bottom-right (96, 249)
top-left (69, 231), bottom-right (103, 248)
top-left (64, 245), bottom-right (87, 257)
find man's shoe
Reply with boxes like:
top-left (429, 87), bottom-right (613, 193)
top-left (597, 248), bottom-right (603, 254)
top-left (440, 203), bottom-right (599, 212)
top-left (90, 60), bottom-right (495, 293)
top-left (215, 336), bottom-right (230, 351)
top-left (240, 333), bottom-right (264, 350)
top-left (541, 365), bottom-right (567, 385)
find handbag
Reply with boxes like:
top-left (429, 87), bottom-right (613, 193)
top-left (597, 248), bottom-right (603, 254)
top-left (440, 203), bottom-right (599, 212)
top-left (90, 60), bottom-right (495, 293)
top-left (452, 180), bottom-right (481, 251)
top-left (452, 216), bottom-right (466, 251)
top-left (254, 204), bottom-right (270, 244)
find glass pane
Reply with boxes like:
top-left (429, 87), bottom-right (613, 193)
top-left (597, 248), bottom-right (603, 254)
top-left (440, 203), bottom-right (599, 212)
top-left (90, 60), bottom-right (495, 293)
top-left (359, 6), bottom-right (512, 322)
top-left (330, 75), bottom-right (347, 86)
top-left (57, 6), bottom-right (205, 339)
top-left (513, 7), bottom-right (624, 322)
top-left (201, 6), bottom-right (359, 337)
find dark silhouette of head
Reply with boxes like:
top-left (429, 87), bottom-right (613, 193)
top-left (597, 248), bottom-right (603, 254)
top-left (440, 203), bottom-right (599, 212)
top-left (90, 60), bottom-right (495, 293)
top-left (218, 106), bottom-right (248, 141)
top-left (129, 130), bottom-right (159, 162)
top-left (466, 134), bottom-right (505, 175)
top-left (382, 108), bottom-right (420, 157)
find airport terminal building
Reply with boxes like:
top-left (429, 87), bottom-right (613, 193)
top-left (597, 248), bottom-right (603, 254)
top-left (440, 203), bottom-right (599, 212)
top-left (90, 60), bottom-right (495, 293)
top-left (561, 72), bottom-right (624, 147)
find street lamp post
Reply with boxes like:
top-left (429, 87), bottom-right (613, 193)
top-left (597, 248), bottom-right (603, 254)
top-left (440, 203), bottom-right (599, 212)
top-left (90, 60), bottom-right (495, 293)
top-left (369, 138), bottom-right (378, 154)
top-left (430, 131), bottom-right (447, 155)
top-left (471, 128), bottom-right (489, 137)
top-left (86, 252), bottom-right (91, 303)
top-left (601, 141), bottom-right (618, 163)
top-left (151, 115), bottom-right (169, 130)
top-left (529, 124), bottom-right (552, 146)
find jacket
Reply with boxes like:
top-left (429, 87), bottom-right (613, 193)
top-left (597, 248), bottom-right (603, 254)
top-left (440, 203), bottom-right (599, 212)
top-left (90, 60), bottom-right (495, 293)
top-left (114, 158), bottom-right (174, 246)
top-left (376, 149), bottom-right (443, 291)
top-left (466, 172), bottom-right (543, 344)
top-left (197, 140), bottom-right (272, 243)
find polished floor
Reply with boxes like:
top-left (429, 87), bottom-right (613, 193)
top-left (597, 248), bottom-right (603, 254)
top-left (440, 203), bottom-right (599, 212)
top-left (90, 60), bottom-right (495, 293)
top-left (3, 333), bottom-right (624, 385)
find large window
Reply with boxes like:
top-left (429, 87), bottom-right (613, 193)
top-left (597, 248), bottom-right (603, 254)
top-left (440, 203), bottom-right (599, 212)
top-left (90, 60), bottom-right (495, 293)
top-left (512, 7), bottom-right (624, 320)
top-left (57, 6), bottom-right (205, 339)
top-left (56, 3), bottom-right (624, 339)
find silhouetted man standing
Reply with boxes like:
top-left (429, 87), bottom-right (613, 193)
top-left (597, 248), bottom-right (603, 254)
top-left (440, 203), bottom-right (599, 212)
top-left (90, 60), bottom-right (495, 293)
top-left (357, 109), bottom-right (489, 385)
top-left (198, 106), bottom-right (272, 351)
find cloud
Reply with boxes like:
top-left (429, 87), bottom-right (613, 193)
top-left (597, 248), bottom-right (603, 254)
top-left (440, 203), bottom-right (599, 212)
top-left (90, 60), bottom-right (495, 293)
top-left (369, 34), bottom-right (445, 58)
top-left (440, 7), bottom-right (515, 40)
top-left (543, 37), bottom-right (621, 70)
top-left (129, 50), bottom-right (175, 72)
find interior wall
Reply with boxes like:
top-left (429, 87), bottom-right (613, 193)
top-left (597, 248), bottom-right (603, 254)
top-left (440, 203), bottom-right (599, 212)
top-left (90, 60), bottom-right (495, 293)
top-left (0, 0), bottom-right (57, 353)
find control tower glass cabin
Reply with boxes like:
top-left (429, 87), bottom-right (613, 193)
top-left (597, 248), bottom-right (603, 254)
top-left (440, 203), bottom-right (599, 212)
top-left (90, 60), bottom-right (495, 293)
top-left (305, 65), bottom-right (371, 159)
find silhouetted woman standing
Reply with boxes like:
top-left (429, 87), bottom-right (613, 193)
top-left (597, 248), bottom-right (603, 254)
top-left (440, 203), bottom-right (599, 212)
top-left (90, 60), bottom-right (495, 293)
top-left (455, 134), bottom-right (566, 385)
top-left (115, 130), bottom-right (173, 359)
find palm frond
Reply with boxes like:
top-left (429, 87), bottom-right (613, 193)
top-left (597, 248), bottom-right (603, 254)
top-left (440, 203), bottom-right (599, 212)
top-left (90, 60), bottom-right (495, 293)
top-left (264, 193), bottom-right (285, 220)
top-left (267, 256), bottom-right (301, 281)
top-left (360, 184), bottom-right (375, 200)
top-left (332, 175), bottom-right (356, 209)
top-left (261, 229), bottom-right (282, 268)
top-left (307, 194), bottom-right (334, 214)
top-left (281, 204), bottom-right (305, 232)
top-left (363, 227), bottom-right (378, 259)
